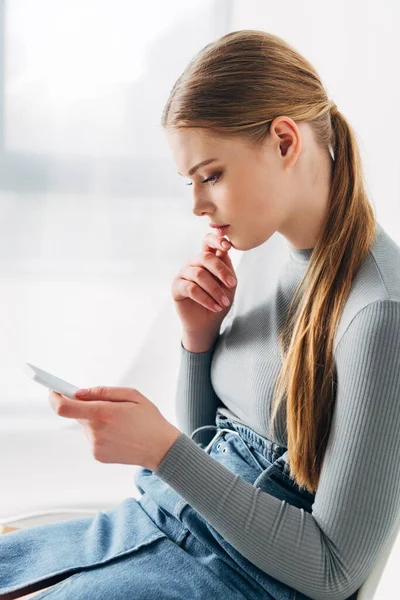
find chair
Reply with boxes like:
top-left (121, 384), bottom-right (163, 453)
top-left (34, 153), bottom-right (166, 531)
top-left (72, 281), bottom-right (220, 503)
top-left (356, 516), bottom-right (400, 599)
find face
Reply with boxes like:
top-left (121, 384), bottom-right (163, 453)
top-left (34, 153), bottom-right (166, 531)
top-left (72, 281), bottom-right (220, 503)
top-left (165, 118), bottom-right (332, 251)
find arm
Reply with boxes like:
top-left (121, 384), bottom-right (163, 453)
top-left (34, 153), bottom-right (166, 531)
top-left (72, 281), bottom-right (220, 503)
top-left (155, 300), bottom-right (400, 600)
top-left (175, 247), bottom-right (247, 445)
top-left (175, 336), bottom-right (222, 447)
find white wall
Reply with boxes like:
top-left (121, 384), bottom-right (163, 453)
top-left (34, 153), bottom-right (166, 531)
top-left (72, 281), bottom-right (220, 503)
top-left (231, 0), bottom-right (400, 243)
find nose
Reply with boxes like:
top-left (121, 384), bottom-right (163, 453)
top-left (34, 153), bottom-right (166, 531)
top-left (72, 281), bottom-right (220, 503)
top-left (192, 197), bottom-right (214, 218)
top-left (190, 182), bottom-right (214, 217)
top-left (193, 206), bottom-right (210, 217)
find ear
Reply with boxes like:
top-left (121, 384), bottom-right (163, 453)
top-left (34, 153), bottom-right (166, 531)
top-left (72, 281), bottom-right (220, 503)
top-left (269, 116), bottom-right (301, 168)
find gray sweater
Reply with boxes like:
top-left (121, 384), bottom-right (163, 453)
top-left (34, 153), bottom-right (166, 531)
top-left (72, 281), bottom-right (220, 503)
top-left (154, 222), bottom-right (400, 600)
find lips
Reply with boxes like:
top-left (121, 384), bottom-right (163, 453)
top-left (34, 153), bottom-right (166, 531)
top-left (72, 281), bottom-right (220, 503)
top-left (215, 225), bottom-right (230, 236)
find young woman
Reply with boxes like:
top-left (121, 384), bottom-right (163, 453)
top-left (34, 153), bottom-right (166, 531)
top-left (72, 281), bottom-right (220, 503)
top-left (1, 29), bottom-right (399, 600)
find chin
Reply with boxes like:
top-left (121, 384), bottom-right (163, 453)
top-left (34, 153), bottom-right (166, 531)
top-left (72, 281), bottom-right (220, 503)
top-left (230, 240), bottom-right (257, 251)
top-left (242, 238), bottom-right (274, 252)
top-left (231, 235), bottom-right (271, 252)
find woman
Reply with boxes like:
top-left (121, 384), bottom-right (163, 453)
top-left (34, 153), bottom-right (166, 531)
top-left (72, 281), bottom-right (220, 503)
top-left (1, 29), bottom-right (399, 600)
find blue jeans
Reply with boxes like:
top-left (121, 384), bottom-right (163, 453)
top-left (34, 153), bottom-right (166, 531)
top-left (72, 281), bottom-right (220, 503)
top-left (0, 411), bottom-right (357, 599)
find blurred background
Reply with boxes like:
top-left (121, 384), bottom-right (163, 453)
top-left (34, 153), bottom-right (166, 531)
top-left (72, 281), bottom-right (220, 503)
top-left (0, 3), bottom-right (399, 594)
top-left (0, 0), bottom-right (235, 428)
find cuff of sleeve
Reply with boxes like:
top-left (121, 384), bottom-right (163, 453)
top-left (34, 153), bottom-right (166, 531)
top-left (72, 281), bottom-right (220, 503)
top-left (180, 337), bottom-right (219, 356)
top-left (153, 431), bottom-right (238, 497)
top-left (154, 431), bottom-right (196, 479)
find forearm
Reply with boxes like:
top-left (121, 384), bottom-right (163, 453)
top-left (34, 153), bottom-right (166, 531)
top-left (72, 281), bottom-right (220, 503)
top-left (155, 433), bottom-right (361, 600)
top-left (175, 336), bottom-right (221, 446)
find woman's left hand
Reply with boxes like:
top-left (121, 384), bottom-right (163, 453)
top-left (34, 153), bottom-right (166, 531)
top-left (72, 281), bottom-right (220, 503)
top-left (48, 386), bottom-right (182, 472)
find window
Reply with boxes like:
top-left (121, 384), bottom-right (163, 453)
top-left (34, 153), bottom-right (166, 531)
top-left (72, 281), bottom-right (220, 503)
top-left (0, 0), bottom-right (232, 429)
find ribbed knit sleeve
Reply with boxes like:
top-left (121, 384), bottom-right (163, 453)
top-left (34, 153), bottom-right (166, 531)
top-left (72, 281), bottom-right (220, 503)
top-left (155, 300), bottom-right (400, 600)
top-left (174, 339), bottom-right (222, 446)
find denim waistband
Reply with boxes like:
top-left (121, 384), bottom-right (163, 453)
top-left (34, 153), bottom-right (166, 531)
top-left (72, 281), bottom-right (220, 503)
top-left (189, 410), bottom-right (291, 477)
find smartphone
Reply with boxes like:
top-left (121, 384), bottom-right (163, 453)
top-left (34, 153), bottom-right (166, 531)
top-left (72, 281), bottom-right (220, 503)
top-left (24, 362), bottom-right (79, 399)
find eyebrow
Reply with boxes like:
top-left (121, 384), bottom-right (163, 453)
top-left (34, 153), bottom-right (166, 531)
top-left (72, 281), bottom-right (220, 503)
top-left (178, 158), bottom-right (219, 177)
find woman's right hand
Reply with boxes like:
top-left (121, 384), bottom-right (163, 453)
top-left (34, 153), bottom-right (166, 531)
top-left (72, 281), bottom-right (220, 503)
top-left (171, 232), bottom-right (238, 345)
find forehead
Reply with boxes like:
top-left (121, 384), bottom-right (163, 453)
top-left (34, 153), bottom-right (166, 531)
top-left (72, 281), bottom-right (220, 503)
top-left (166, 128), bottom-right (220, 160)
top-left (165, 128), bottom-right (248, 174)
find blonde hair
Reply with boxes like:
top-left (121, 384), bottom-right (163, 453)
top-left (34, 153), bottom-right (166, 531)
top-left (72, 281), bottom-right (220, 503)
top-left (161, 30), bottom-right (376, 493)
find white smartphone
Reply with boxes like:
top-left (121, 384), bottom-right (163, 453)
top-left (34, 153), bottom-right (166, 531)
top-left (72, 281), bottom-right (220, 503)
top-left (24, 362), bottom-right (79, 399)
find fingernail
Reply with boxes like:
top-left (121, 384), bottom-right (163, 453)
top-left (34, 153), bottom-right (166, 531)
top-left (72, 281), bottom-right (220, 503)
top-left (221, 240), bottom-right (230, 249)
top-left (222, 295), bottom-right (230, 306)
top-left (227, 276), bottom-right (237, 287)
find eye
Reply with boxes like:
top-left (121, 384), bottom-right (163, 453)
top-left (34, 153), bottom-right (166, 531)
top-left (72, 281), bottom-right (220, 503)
top-left (186, 171), bottom-right (222, 186)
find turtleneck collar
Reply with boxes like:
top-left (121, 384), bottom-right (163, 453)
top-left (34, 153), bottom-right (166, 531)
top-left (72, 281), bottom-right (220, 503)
top-left (287, 245), bottom-right (314, 264)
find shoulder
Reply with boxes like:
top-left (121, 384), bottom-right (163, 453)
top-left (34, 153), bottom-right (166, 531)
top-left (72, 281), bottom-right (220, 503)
top-left (332, 301), bottom-right (400, 420)
top-left (335, 299), bottom-right (400, 354)
top-left (334, 223), bottom-right (400, 351)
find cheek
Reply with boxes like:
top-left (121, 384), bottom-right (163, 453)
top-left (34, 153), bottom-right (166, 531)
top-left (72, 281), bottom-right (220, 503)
top-left (223, 178), bottom-right (251, 211)
top-left (216, 185), bottom-right (240, 214)
top-left (249, 193), bottom-right (275, 220)
top-left (230, 172), bottom-right (273, 216)
top-left (252, 174), bottom-right (286, 219)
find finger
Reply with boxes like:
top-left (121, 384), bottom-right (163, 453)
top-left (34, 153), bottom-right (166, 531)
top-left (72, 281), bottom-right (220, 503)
top-left (187, 250), bottom-right (236, 289)
top-left (202, 232), bottom-right (231, 256)
top-left (49, 392), bottom-right (106, 420)
top-left (171, 273), bottom-right (225, 312)
top-left (75, 386), bottom-right (138, 402)
top-left (176, 272), bottom-right (229, 312)
top-left (180, 263), bottom-right (235, 302)
top-left (203, 233), bottom-right (236, 267)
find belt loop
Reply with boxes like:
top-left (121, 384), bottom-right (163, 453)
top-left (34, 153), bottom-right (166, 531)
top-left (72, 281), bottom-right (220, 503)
top-left (253, 462), bottom-right (277, 489)
top-left (253, 448), bottom-right (291, 489)
top-left (277, 449), bottom-right (289, 466)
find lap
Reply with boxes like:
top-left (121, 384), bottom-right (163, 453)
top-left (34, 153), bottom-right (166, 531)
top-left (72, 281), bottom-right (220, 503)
top-left (31, 535), bottom-right (249, 600)
top-left (1, 433), bottom-right (313, 600)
